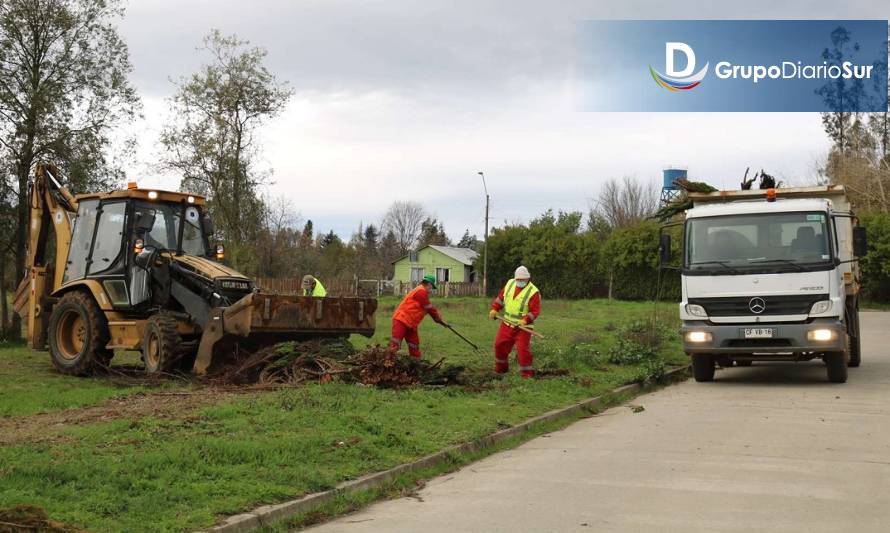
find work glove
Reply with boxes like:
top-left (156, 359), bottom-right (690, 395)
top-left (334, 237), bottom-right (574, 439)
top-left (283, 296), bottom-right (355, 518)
top-left (520, 317), bottom-right (530, 326)
top-left (488, 309), bottom-right (499, 321)
top-left (434, 315), bottom-right (445, 325)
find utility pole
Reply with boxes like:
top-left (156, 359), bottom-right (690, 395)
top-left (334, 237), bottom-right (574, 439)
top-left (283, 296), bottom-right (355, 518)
top-left (478, 171), bottom-right (489, 296)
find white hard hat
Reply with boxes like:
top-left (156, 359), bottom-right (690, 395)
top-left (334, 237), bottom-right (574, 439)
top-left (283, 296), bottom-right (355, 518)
top-left (514, 265), bottom-right (530, 279)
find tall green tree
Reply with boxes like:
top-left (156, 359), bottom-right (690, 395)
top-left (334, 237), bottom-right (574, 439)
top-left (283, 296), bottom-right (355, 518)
top-left (417, 216), bottom-right (450, 247)
top-left (378, 229), bottom-right (400, 278)
top-left (159, 30), bottom-right (292, 271)
top-left (0, 0), bottom-right (140, 328)
top-left (457, 229), bottom-right (478, 249)
top-left (485, 210), bottom-right (605, 298)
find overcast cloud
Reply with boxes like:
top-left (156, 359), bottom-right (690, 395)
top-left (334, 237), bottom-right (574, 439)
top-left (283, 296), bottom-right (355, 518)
top-left (118, 0), bottom-right (889, 239)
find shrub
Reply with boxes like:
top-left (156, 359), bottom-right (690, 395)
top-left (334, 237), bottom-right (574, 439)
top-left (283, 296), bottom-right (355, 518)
top-left (859, 211), bottom-right (890, 301)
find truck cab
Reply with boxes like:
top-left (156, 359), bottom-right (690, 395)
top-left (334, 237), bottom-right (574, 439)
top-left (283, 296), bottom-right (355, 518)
top-left (669, 186), bottom-right (866, 383)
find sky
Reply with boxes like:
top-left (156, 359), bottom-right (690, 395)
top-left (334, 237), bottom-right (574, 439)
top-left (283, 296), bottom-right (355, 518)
top-left (117, 0), bottom-right (890, 240)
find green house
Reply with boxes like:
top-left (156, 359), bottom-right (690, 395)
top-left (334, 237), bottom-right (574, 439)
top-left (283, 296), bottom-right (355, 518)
top-left (392, 245), bottom-right (479, 283)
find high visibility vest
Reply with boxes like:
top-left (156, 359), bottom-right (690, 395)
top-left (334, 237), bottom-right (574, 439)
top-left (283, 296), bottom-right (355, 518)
top-left (393, 285), bottom-right (430, 328)
top-left (502, 279), bottom-right (539, 327)
top-left (304, 279), bottom-right (327, 297)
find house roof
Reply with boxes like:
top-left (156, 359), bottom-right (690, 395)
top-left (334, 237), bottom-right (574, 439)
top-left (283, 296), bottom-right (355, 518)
top-left (428, 245), bottom-right (478, 266)
top-left (392, 245), bottom-right (479, 266)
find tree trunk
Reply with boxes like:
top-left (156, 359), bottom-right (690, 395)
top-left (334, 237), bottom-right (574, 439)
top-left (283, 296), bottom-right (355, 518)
top-left (12, 155), bottom-right (33, 337)
top-left (0, 252), bottom-right (8, 338)
top-left (608, 269), bottom-right (613, 301)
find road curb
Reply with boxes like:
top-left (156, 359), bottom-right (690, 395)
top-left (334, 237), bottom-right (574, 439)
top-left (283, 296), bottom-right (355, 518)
top-left (206, 365), bottom-right (691, 532)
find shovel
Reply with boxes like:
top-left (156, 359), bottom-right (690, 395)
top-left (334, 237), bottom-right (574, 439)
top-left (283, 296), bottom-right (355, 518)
top-left (495, 316), bottom-right (546, 339)
top-left (440, 322), bottom-right (480, 351)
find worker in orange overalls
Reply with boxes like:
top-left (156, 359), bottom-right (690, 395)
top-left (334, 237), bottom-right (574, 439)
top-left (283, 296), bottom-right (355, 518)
top-left (390, 274), bottom-right (444, 358)
top-left (489, 265), bottom-right (541, 378)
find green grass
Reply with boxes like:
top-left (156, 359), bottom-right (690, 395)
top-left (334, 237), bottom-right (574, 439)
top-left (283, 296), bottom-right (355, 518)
top-left (860, 299), bottom-right (890, 311)
top-left (0, 345), bottom-right (165, 417)
top-left (0, 298), bottom-right (684, 532)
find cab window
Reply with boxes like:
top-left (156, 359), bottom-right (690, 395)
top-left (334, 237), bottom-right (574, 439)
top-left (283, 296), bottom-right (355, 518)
top-left (88, 201), bottom-right (127, 275)
top-left (64, 199), bottom-right (98, 283)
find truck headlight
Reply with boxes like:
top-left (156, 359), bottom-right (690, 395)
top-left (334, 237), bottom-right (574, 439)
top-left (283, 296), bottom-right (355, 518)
top-left (809, 300), bottom-right (832, 315)
top-left (807, 329), bottom-right (835, 342)
top-left (685, 331), bottom-right (712, 343)
top-left (685, 304), bottom-right (707, 317)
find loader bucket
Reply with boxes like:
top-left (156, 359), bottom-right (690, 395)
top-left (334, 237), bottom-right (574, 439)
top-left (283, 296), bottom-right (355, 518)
top-left (193, 292), bottom-right (377, 374)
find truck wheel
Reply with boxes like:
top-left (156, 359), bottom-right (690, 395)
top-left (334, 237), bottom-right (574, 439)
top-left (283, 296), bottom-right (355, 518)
top-left (825, 352), bottom-right (848, 383)
top-left (692, 355), bottom-right (715, 382)
top-left (47, 291), bottom-right (111, 376)
top-left (143, 314), bottom-right (183, 374)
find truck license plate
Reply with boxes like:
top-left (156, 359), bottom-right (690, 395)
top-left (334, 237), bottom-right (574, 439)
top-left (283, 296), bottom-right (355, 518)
top-left (743, 328), bottom-right (774, 339)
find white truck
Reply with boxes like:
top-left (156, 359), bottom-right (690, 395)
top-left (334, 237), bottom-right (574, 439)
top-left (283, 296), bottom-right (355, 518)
top-left (660, 185), bottom-right (867, 383)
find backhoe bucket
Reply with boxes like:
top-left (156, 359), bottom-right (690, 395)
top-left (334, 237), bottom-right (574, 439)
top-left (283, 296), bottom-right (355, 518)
top-left (193, 292), bottom-right (377, 374)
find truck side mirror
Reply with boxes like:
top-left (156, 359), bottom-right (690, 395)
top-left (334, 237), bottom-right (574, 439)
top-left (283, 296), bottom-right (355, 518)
top-left (853, 226), bottom-right (867, 257)
top-left (659, 234), bottom-right (672, 265)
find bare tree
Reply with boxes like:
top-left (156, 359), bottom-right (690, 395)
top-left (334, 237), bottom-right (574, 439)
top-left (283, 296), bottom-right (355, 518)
top-left (256, 196), bottom-right (301, 277)
top-left (381, 201), bottom-right (426, 253)
top-left (591, 176), bottom-right (658, 228)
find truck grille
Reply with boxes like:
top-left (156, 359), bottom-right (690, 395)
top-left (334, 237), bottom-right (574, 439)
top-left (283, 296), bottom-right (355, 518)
top-left (688, 294), bottom-right (829, 316)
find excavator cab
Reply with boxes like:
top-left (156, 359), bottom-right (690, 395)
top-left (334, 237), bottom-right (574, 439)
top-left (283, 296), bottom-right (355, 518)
top-left (15, 164), bottom-right (377, 376)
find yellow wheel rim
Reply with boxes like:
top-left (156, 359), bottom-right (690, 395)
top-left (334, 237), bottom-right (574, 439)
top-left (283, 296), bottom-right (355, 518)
top-left (56, 310), bottom-right (86, 360)
top-left (145, 332), bottom-right (161, 370)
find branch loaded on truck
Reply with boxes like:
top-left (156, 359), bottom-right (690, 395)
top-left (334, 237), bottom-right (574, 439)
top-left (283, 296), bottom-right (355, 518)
top-left (13, 164), bottom-right (377, 376)
top-left (660, 186), bottom-right (867, 383)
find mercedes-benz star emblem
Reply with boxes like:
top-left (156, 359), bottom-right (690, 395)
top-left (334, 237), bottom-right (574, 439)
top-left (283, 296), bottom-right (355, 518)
top-left (749, 297), bottom-right (766, 314)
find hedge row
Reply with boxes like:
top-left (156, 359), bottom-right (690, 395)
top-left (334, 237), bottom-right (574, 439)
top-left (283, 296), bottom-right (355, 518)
top-left (482, 210), bottom-right (890, 303)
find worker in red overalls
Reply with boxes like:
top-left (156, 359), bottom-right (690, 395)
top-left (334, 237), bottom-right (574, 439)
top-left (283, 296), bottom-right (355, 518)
top-left (489, 265), bottom-right (541, 378)
top-left (390, 274), bottom-right (444, 358)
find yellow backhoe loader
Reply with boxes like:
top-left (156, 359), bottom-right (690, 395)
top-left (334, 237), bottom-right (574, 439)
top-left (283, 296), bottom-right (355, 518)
top-left (13, 164), bottom-right (377, 375)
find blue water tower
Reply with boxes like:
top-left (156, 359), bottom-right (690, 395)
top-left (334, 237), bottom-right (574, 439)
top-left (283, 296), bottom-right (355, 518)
top-left (661, 167), bottom-right (687, 204)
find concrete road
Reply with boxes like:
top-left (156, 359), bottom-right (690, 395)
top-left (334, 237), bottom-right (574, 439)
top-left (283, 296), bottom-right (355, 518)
top-left (309, 312), bottom-right (890, 533)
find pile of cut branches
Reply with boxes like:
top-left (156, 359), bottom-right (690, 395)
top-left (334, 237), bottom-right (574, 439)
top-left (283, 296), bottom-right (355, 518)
top-left (211, 340), bottom-right (466, 388)
top-left (350, 346), bottom-right (464, 387)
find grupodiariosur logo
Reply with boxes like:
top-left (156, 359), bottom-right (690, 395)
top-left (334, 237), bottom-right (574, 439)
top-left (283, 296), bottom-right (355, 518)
top-left (649, 42), bottom-right (709, 91)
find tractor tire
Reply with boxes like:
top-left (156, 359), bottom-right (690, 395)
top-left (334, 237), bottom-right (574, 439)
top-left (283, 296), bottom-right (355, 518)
top-left (142, 314), bottom-right (184, 374)
top-left (692, 354), bottom-right (715, 382)
top-left (825, 352), bottom-right (848, 383)
top-left (47, 291), bottom-right (111, 376)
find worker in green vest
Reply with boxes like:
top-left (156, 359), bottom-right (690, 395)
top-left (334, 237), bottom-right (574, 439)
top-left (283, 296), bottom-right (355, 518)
top-left (302, 274), bottom-right (327, 297)
top-left (488, 265), bottom-right (541, 378)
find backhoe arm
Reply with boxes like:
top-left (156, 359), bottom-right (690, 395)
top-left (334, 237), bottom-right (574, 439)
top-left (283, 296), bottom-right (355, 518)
top-left (13, 164), bottom-right (78, 349)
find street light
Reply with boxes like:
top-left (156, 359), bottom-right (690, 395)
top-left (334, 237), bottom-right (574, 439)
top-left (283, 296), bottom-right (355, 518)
top-left (478, 171), bottom-right (489, 296)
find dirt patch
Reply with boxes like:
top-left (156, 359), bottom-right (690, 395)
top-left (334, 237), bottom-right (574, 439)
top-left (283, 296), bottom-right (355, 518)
top-left (0, 505), bottom-right (83, 532)
top-left (0, 387), bottom-right (245, 445)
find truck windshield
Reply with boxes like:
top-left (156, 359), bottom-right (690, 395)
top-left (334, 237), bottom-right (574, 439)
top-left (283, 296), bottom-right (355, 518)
top-left (135, 202), bottom-right (207, 256)
top-left (686, 212), bottom-right (832, 272)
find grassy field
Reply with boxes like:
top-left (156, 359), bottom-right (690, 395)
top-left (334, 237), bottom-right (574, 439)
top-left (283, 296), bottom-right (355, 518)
top-left (0, 297), bottom-right (684, 532)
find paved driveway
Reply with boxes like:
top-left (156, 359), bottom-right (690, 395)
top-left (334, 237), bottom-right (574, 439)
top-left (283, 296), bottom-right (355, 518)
top-left (309, 311), bottom-right (890, 532)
